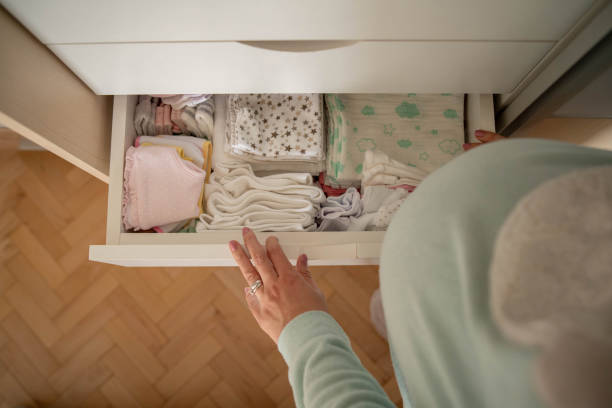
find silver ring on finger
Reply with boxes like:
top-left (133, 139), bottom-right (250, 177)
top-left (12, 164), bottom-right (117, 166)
top-left (249, 279), bottom-right (263, 296)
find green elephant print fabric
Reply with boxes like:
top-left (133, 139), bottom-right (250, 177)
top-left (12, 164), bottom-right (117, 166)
top-left (325, 94), bottom-right (464, 187)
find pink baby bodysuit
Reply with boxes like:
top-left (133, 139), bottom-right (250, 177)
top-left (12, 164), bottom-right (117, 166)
top-left (122, 145), bottom-right (205, 231)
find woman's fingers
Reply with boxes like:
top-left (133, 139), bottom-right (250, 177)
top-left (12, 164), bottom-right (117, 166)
top-left (266, 236), bottom-right (293, 275)
top-left (229, 240), bottom-right (262, 287)
top-left (296, 254), bottom-right (312, 282)
top-left (242, 227), bottom-right (278, 283)
top-left (475, 129), bottom-right (505, 143)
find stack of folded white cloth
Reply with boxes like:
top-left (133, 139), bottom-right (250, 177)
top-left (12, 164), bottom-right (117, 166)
top-left (362, 150), bottom-right (429, 188)
top-left (196, 161), bottom-right (326, 232)
top-left (220, 94), bottom-right (325, 174)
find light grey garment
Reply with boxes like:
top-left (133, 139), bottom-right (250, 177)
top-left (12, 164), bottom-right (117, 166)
top-left (316, 187), bottom-right (363, 231)
top-left (491, 165), bottom-right (612, 408)
top-left (319, 187), bottom-right (363, 218)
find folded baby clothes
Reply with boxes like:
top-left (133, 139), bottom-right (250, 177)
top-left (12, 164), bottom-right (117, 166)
top-left (199, 186), bottom-right (319, 231)
top-left (196, 161), bottom-right (325, 232)
top-left (162, 104), bottom-right (172, 134)
top-left (225, 94), bottom-right (326, 171)
top-left (372, 189), bottom-right (409, 229)
top-left (122, 145), bottom-right (205, 231)
top-left (209, 161), bottom-right (325, 202)
top-left (151, 94), bottom-right (212, 110)
top-left (195, 99), bottom-right (215, 139)
top-left (319, 187), bottom-right (362, 219)
top-left (171, 108), bottom-right (186, 133)
top-left (362, 150), bottom-right (429, 188)
top-left (317, 185), bottom-right (410, 232)
top-left (134, 96), bottom-right (157, 136)
top-left (325, 93), bottom-right (464, 188)
top-left (212, 95), bottom-right (324, 175)
top-left (316, 187), bottom-right (364, 231)
top-left (135, 135), bottom-right (212, 175)
top-left (181, 97), bottom-right (215, 140)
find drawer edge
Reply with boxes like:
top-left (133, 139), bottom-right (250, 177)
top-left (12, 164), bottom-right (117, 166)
top-left (89, 244), bottom-right (379, 267)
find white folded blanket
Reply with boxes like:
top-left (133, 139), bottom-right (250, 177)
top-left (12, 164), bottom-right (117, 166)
top-left (196, 161), bottom-right (324, 232)
top-left (210, 162), bottom-right (325, 202)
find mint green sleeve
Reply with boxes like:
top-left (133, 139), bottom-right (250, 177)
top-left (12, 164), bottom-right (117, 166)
top-left (278, 310), bottom-right (396, 408)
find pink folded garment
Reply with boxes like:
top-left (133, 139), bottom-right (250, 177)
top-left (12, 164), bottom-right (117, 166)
top-left (122, 145), bottom-right (205, 231)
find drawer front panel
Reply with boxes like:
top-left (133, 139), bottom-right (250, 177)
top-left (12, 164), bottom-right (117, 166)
top-left (51, 41), bottom-right (552, 95)
top-left (2, 0), bottom-right (593, 43)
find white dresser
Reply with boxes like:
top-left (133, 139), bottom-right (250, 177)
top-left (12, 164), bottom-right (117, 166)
top-left (1, 0), bottom-right (610, 266)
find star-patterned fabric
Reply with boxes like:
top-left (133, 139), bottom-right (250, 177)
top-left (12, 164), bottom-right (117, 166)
top-left (325, 94), bottom-right (465, 188)
top-left (226, 94), bottom-right (325, 163)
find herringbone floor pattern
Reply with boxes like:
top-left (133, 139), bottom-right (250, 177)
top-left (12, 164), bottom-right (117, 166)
top-left (0, 132), bottom-right (402, 407)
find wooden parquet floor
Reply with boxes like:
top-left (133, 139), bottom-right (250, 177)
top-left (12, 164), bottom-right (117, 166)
top-left (0, 133), bottom-right (402, 407)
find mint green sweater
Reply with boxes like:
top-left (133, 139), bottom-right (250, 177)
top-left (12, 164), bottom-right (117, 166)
top-left (278, 140), bottom-right (612, 408)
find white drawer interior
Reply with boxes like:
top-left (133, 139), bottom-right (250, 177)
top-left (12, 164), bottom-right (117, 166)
top-left (89, 93), bottom-right (494, 267)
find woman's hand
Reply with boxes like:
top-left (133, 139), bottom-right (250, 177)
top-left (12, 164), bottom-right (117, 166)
top-left (463, 129), bottom-right (506, 151)
top-left (229, 227), bottom-right (328, 343)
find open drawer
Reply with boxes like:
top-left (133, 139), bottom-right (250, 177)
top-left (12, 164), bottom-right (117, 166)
top-left (89, 94), bottom-right (494, 266)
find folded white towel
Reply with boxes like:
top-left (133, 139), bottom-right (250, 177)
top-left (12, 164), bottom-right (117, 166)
top-left (210, 162), bottom-right (325, 203)
top-left (196, 161), bottom-right (324, 232)
top-left (199, 187), bottom-right (317, 231)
